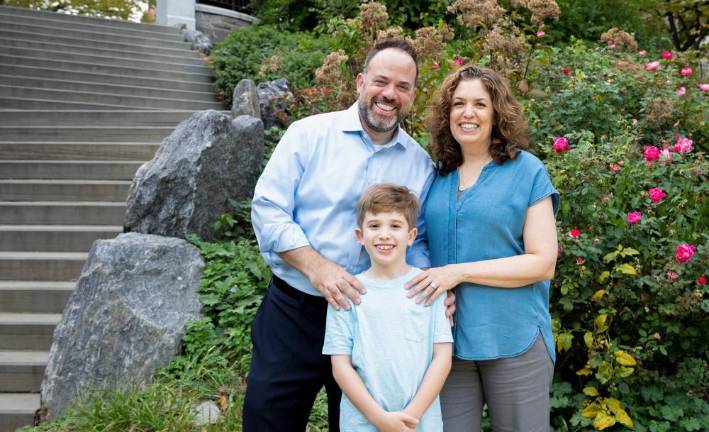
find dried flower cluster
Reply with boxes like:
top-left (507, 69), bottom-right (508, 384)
top-left (314, 50), bottom-right (355, 109)
top-left (526, 0), bottom-right (560, 25)
top-left (376, 26), bottom-right (406, 43)
top-left (360, 1), bottom-right (389, 36)
top-left (614, 59), bottom-right (643, 75)
top-left (259, 53), bottom-right (283, 77)
top-left (482, 20), bottom-right (527, 75)
top-left (448, 0), bottom-right (506, 28)
top-left (413, 25), bottom-right (454, 60)
top-left (645, 97), bottom-right (674, 125)
top-left (600, 28), bottom-right (639, 51)
top-left (315, 50), bottom-right (349, 87)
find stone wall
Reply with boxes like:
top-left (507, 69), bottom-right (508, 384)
top-left (195, 3), bottom-right (258, 44)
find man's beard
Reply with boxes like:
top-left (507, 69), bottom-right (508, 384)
top-left (358, 96), bottom-right (406, 134)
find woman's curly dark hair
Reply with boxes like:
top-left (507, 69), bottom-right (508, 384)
top-left (426, 64), bottom-right (529, 175)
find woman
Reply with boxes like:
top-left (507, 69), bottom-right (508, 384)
top-left (406, 65), bottom-right (559, 431)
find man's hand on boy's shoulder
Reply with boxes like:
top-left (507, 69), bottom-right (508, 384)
top-left (309, 258), bottom-right (366, 311)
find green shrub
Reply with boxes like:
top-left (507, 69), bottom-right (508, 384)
top-left (211, 25), bottom-right (335, 105)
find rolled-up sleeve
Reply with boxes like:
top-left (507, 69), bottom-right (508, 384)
top-left (251, 124), bottom-right (311, 256)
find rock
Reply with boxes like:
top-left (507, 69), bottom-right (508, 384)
top-left (40, 233), bottom-right (204, 420)
top-left (124, 110), bottom-right (264, 241)
top-left (257, 78), bottom-right (294, 129)
top-left (231, 79), bottom-right (261, 119)
top-left (182, 28), bottom-right (213, 54)
top-left (194, 401), bottom-right (222, 426)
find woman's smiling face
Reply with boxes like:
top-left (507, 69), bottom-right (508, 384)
top-left (449, 79), bottom-right (494, 151)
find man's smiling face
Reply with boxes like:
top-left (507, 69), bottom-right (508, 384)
top-left (356, 48), bottom-right (417, 139)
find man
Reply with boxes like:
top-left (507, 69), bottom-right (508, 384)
top-left (245, 38), bottom-right (436, 431)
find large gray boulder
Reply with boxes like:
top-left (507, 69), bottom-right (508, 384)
top-left (232, 79), bottom-right (261, 119)
top-left (40, 233), bottom-right (204, 420)
top-left (125, 110), bottom-right (264, 241)
top-left (257, 78), bottom-right (294, 129)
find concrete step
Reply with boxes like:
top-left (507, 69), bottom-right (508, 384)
top-left (0, 252), bottom-right (87, 281)
top-left (0, 37), bottom-right (204, 66)
top-left (0, 142), bottom-right (159, 161)
top-left (0, 225), bottom-right (122, 252)
top-left (0, 160), bottom-right (143, 180)
top-left (0, 179), bottom-right (131, 202)
top-left (0, 86), bottom-right (222, 111)
top-left (0, 5), bottom-right (180, 34)
top-left (0, 392), bottom-right (39, 431)
top-left (0, 45), bottom-right (211, 75)
top-left (0, 29), bottom-right (196, 58)
top-left (0, 55), bottom-right (213, 83)
top-left (0, 281), bottom-right (73, 314)
top-left (0, 97), bottom-right (151, 111)
top-left (0, 125), bottom-right (175, 142)
top-left (0, 201), bottom-right (126, 225)
top-left (0, 65), bottom-right (215, 93)
top-left (0, 20), bottom-right (191, 50)
top-left (0, 313), bottom-right (61, 351)
top-left (0, 75), bottom-right (219, 102)
top-left (0, 351), bottom-right (48, 392)
top-left (0, 9), bottom-right (184, 40)
top-left (0, 110), bottom-right (206, 127)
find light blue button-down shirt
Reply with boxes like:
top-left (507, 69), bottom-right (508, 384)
top-left (251, 103), bottom-right (435, 296)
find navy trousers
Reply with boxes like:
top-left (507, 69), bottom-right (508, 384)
top-left (242, 278), bottom-right (341, 431)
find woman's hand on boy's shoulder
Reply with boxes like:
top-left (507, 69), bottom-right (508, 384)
top-left (405, 265), bottom-right (460, 306)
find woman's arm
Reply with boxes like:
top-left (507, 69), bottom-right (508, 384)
top-left (407, 197), bottom-right (558, 304)
top-left (403, 342), bottom-right (453, 418)
top-left (331, 355), bottom-right (419, 431)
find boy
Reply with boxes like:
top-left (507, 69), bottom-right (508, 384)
top-left (323, 184), bottom-right (453, 432)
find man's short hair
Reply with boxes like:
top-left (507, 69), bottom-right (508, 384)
top-left (356, 183), bottom-right (419, 229)
top-left (363, 38), bottom-right (419, 81)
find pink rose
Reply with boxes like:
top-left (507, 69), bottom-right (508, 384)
top-left (432, 61), bottom-right (440, 70)
top-left (569, 228), bottom-right (581, 238)
top-left (627, 211), bottom-right (642, 224)
top-left (553, 136), bottom-right (569, 153)
top-left (660, 148), bottom-right (673, 162)
top-left (661, 50), bottom-right (673, 60)
top-left (676, 86), bottom-right (686, 96)
top-left (648, 187), bottom-right (666, 204)
top-left (638, 50), bottom-right (646, 57)
top-left (536, 31), bottom-right (545, 38)
top-left (562, 67), bottom-right (570, 76)
top-left (645, 61), bottom-right (661, 71)
top-left (609, 163), bottom-right (621, 173)
top-left (675, 243), bottom-right (696, 263)
top-left (667, 271), bottom-right (679, 281)
top-left (454, 56), bottom-right (464, 66)
top-left (673, 136), bottom-right (693, 153)
top-left (643, 146), bottom-right (660, 162)
top-left (576, 257), bottom-right (585, 265)
top-left (681, 67), bottom-right (692, 77)
top-left (699, 83), bottom-right (709, 92)
top-left (698, 275), bottom-right (707, 286)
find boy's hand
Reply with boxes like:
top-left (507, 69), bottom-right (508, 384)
top-left (373, 411), bottom-right (418, 432)
top-left (309, 259), bottom-right (366, 310)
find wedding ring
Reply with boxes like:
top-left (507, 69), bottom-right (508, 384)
top-left (430, 282), bottom-right (439, 290)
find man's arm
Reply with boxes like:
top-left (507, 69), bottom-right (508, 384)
top-left (279, 247), bottom-right (365, 310)
top-left (251, 124), bottom-right (364, 310)
top-left (331, 355), bottom-right (418, 432)
top-left (403, 342), bottom-right (452, 419)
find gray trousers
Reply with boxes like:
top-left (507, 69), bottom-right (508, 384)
top-left (441, 335), bottom-right (553, 432)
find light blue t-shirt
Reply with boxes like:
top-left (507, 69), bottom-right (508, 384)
top-left (251, 103), bottom-right (435, 296)
top-left (323, 267), bottom-right (453, 432)
top-left (424, 150), bottom-right (559, 363)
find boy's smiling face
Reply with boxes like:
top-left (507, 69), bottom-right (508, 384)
top-left (356, 210), bottom-right (416, 270)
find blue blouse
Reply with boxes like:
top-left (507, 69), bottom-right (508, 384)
top-left (424, 150), bottom-right (559, 362)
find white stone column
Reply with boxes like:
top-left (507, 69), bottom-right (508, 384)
top-left (157, 0), bottom-right (196, 30)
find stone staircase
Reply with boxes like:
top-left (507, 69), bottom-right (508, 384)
top-left (0, 5), bottom-right (225, 430)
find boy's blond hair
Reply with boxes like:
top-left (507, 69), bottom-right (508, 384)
top-left (356, 183), bottom-right (420, 229)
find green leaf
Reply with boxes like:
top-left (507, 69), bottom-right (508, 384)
top-left (603, 251), bottom-right (619, 262)
top-left (615, 263), bottom-right (637, 276)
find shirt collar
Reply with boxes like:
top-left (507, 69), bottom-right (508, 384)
top-left (341, 102), bottom-right (410, 151)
